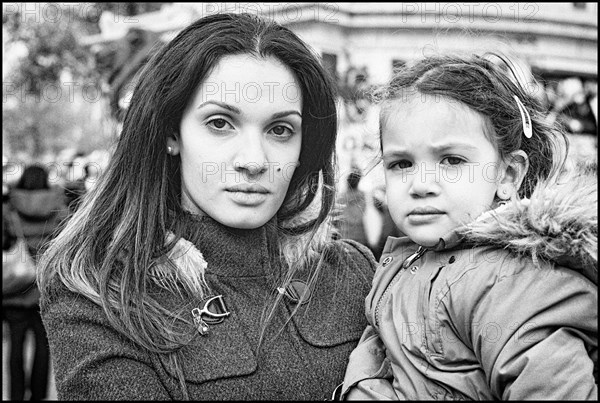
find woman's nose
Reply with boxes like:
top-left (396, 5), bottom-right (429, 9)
top-left (233, 131), bottom-right (268, 176)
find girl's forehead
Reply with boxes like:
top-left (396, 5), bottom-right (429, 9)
top-left (381, 96), bottom-right (494, 151)
top-left (387, 94), bottom-right (477, 117)
top-left (384, 96), bottom-right (485, 132)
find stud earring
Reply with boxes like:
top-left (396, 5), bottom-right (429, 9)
top-left (167, 146), bottom-right (173, 155)
top-left (497, 186), bottom-right (511, 206)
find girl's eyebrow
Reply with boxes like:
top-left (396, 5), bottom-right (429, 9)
top-left (430, 143), bottom-right (478, 153)
top-left (382, 143), bottom-right (478, 160)
top-left (382, 149), bottom-right (409, 161)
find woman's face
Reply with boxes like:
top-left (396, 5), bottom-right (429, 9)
top-left (174, 54), bottom-right (303, 229)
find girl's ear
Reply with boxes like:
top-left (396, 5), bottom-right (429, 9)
top-left (497, 150), bottom-right (529, 200)
top-left (166, 136), bottom-right (180, 156)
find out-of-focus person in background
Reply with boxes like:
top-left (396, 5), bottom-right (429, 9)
top-left (368, 185), bottom-right (403, 262)
top-left (63, 161), bottom-right (101, 214)
top-left (550, 77), bottom-right (598, 135)
top-left (2, 164), bottom-right (69, 401)
top-left (61, 153), bottom-right (87, 214)
top-left (335, 168), bottom-right (369, 247)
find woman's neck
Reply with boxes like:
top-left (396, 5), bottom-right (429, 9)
top-left (170, 210), bottom-right (282, 279)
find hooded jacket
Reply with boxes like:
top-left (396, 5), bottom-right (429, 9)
top-left (3, 186), bottom-right (68, 307)
top-left (341, 166), bottom-right (598, 400)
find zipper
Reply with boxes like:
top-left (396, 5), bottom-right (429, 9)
top-left (374, 246), bottom-right (427, 327)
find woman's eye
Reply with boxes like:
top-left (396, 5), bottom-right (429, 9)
top-left (270, 125), bottom-right (294, 137)
top-left (207, 118), bottom-right (232, 130)
top-left (442, 156), bottom-right (464, 165)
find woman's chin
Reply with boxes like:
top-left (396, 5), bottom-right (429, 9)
top-left (215, 213), bottom-right (271, 230)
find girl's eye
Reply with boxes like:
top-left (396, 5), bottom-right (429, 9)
top-left (269, 125), bottom-right (294, 138)
top-left (207, 118), bottom-right (233, 130)
top-left (441, 156), bottom-right (465, 165)
top-left (389, 160), bottom-right (412, 170)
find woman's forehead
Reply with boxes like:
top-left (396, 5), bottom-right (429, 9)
top-left (192, 54), bottom-right (302, 108)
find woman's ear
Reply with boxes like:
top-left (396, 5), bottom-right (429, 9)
top-left (166, 136), bottom-right (180, 156)
top-left (496, 150), bottom-right (529, 200)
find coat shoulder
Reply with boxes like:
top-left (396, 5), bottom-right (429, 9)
top-left (329, 238), bottom-right (377, 277)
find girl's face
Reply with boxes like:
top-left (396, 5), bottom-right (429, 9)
top-left (173, 54), bottom-right (302, 229)
top-left (381, 96), bottom-right (504, 247)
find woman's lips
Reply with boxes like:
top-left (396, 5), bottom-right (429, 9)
top-left (226, 184), bottom-right (269, 194)
top-left (225, 184), bottom-right (269, 206)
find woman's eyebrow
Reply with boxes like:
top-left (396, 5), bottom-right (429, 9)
top-left (197, 100), bottom-right (240, 114)
top-left (197, 101), bottom-right (301, 120)
top-left (271, 110), bottom-right (302, 119)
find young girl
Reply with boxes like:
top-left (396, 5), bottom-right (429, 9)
top-left (37, 13), bottom-right (375, 400)
top-left (339, 54), bottom-right (597, 400)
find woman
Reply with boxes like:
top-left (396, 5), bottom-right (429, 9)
top-left (38, 13), bottom-right (376, 400)
top-left (3, 164), bottom-right (69, 400)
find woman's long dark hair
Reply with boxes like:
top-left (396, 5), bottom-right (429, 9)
top-left (38, 13), bottom-right (338, 399)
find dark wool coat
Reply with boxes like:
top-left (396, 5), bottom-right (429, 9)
top-left (341, 166), bottom-right (598, 400)
top-left (41, 214), bottom-right (376, 400)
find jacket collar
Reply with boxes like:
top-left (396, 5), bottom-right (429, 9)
top-left (170, 211), bottom-right (281, 279)
top-left (383, 222), bottom-right (468, 260)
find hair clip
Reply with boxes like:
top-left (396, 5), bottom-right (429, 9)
top-left (513, 95), bottom-right (532, 138)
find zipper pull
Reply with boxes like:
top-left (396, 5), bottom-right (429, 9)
top-left (192, 308), bottom-right (209, 335)
top-left (401, 246), bottom-right (427, 271)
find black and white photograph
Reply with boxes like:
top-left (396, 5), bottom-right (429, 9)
top-left (2, 3), bottom-right (597, 400)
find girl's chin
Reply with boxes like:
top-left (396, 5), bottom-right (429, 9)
top-left (415, 239), bottom-right (443, 248)
top-left (404, 229), bottom-right (448, 248)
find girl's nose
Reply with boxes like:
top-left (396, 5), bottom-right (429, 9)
top-left (408, 163), bottom-right (441, 197)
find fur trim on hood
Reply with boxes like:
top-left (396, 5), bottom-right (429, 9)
top-left (462, 163), bottom-right (597, 284)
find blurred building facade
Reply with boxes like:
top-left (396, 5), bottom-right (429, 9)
top-left (83, 3), bottom-right (597, 78)
top-left (275, 2), bottom-right (598, 180)
top-left (81, 2), bottom-right (598, 187)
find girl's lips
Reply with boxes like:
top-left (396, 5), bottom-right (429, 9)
top-left (407, 212), bottom-right (444, 224)
top-left (409, 206), bottom-right (444, 215)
